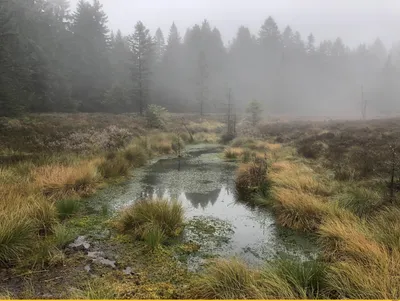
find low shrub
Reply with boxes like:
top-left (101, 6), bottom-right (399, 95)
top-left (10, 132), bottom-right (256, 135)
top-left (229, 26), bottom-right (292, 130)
top-left (297, 141), bottom-right (325, 159)
top-left (146, 105), bottom-right (169, 129)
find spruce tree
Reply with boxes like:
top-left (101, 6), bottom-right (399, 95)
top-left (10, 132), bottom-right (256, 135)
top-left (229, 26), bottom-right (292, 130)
top-left (128, 21), bottom-right (154, 115)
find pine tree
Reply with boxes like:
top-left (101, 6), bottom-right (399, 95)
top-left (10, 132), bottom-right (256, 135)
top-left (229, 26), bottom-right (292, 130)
top-left (154, 28), bottom-right (165, 64)
top-left (306, 33), bottom-right (315, 54)
top-left (259, 16), bottom-right (281, 46)
top-left (196, 50), bottom-right (208, 115)
top-left (70, 0), bottom-right (111, 112)
top-left (128, 21), bottom-right (154, 115)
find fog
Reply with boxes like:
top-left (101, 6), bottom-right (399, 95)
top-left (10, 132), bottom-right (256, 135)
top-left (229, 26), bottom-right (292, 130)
top-left (70, 0), bottom-right (400, 48)
top-left (2, 0), bottom-right (400, 118)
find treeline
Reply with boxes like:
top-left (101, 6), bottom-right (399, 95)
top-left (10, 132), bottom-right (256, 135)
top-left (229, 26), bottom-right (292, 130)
top-left (1, 0), bottom-right (399, 117)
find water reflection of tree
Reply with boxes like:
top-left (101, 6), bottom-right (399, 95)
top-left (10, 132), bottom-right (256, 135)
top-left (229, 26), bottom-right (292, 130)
top-left (185, 188), bottom-right (221, 209)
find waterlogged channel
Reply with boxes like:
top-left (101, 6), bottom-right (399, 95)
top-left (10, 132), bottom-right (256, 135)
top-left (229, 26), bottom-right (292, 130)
top-left (89, 144), bottom-right (318, 268)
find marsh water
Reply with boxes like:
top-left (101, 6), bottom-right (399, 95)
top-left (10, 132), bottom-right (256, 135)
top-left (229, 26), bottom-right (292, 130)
top-left (90, 144), bottom-right (317, 267)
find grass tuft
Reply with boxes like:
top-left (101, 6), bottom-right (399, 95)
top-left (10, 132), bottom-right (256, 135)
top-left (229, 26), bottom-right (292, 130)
top-left (189, 258), bottom-right (264, 299)
top-left (0, 216), bottom-right (35, 266)
top-left (116, 198), bottom-right (184, 244)
top-left (122, 145), bottom-right (148, 167)
top-left (56, 199), bottom-right (80, 221)
top-left (98, 154), bottom-right (130, 178)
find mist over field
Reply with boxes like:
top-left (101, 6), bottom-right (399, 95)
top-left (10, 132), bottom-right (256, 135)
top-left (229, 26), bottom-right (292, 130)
top-left (2, 0), bottom-right (400, 118)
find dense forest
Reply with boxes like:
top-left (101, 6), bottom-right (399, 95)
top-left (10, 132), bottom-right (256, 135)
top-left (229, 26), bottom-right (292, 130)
top-left (1, 0), bottom-right (399, 117)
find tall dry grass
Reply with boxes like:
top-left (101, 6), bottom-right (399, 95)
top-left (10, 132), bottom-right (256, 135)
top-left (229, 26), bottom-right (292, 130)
top-left (33, 161), bottom-right (100, 199)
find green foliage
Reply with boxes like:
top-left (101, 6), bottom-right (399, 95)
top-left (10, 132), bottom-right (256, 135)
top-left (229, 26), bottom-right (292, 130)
top-left (338, 187), bottom-right (384, 217)
top-left (56, 199), bottom-right (80, 221)
top-left (52, 223), bottom-right (76, 249)
top-left (116, 198), bottom-right (184, 240)
top-left (246, 99), bottom-right (263, 127)
top-left (0, 216), bottom-right (34, 266)
top-left (146, 104), bottom-right (170, 129)
top-left (142, 224), bottom-right (166, 251)
top-left (262, 259), bottom-right (328, 299)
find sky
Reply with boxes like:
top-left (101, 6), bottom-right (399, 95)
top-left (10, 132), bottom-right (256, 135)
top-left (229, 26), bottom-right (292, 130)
top-left (70, 0), bottom-right (400, 48)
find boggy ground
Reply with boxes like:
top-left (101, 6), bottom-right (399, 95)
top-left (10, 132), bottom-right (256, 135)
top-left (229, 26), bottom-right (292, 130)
top-left (211, 118), bottom-right (400, 299)
top-left (2, 114), bottom-right (400, 299)
top-left (0, 113), bottom-right (226, 299)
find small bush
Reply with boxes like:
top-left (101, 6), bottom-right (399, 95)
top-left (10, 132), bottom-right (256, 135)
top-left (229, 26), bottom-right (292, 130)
top-left (146, 105), bottom-right (169, 129)
top-left (56, 199), bottom-right (80, 221)
top-left (171, 136), bottom-right (185, 156)
top-left (297, 141), bottom-right (325, 159)
top-left (98, 155), bottom-right (129, 178)
top-left (116, 198), bottom-right (184, 240)
top-left (0, 216), bottom-right (35, 266)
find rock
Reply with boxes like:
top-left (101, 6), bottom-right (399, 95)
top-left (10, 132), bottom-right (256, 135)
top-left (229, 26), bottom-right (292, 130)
top-left (84, 264), bottom-right (91, 273)
top-left (42, 293), bottom-right (54, 299)
top-left (87, 251), bottom-right (104, 258)
top-left (92, 257), bottom-right (116, 269)
top-left (68, 236), bottom-right (90, 251)
top-left (87, 251), bottom-right (116, 268)
top-left (122, 266), bottom-right (133, 275)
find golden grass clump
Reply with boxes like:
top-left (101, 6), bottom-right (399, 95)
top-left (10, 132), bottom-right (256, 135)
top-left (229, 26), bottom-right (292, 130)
top-left (326, 250), bottom-right (400, 299)
top-left (33, 161), bottom-right (99, 199)
top-left (189, 258), bottom-right (265, 299)
top-left (318, 215), bottom-right (386, 264)
top-left (116, 198), bottom-right (184, 248)
top-left (235, 162), bottom-right (267, 192)
top-left (0, 214), bottom-right (35, 266)
top-left (270, 162), bottom-right (333, 197)
top-left (224, 147), bottom-right (244, 159)
top-left (273, 188), bottom-right (329, 231)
